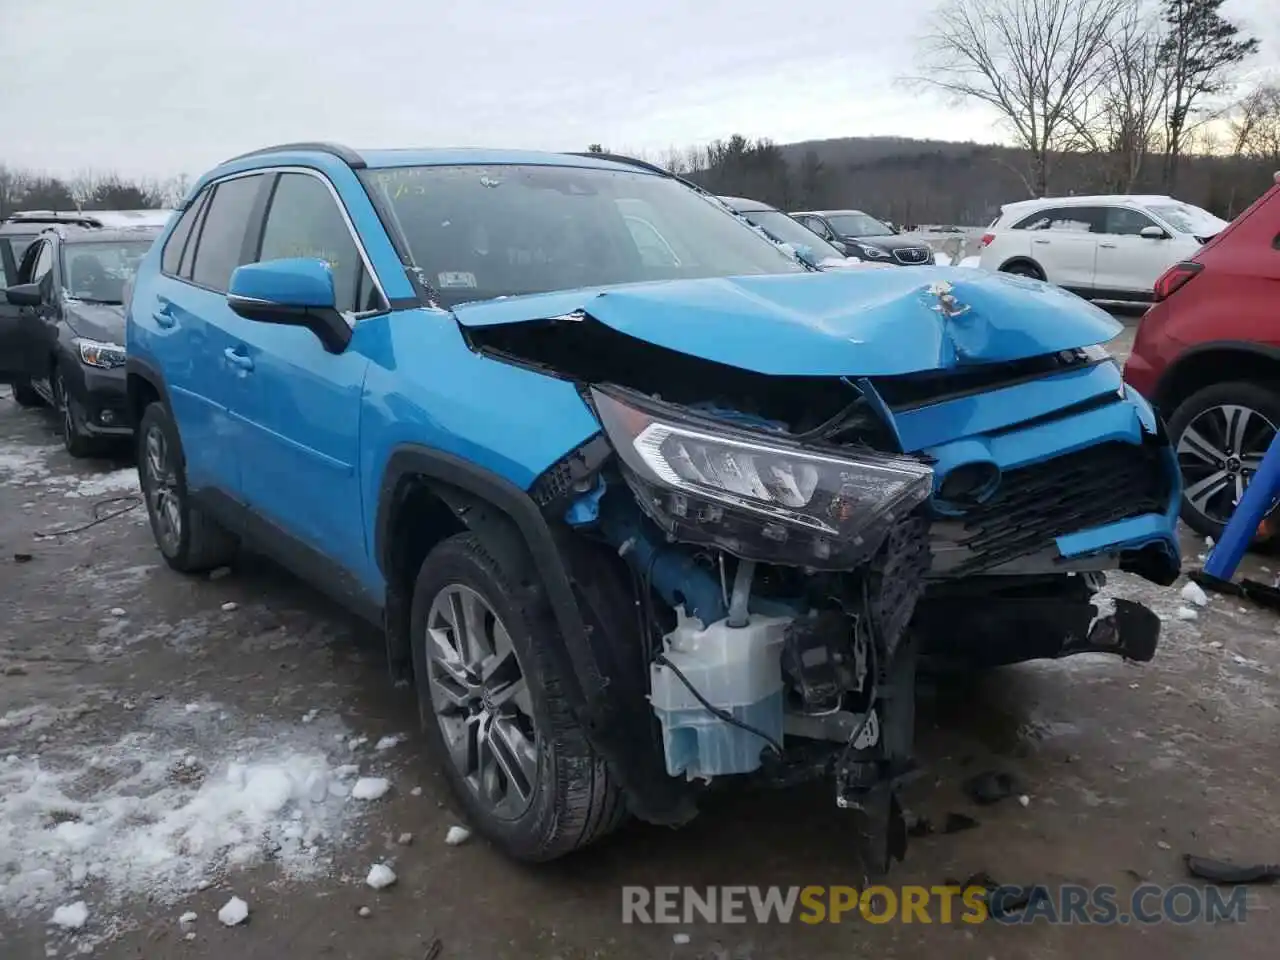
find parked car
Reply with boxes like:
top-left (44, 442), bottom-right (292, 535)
top-left (126, 143), bottom-right (1179, 868)
top-left (1122, 172), bottom-right (1280, 539)
top-left (979, 195), bottom-right (1227, 303)
top-left (1, 210), bottom-right (172, 290)
top-left (790, 209), bottom-right (936, 265)
top-left (717, 195), bottom-right (869, 268)
top-left (0, 219), bottom-right (160, 454)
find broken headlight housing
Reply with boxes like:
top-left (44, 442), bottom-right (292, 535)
top-left (591, 385), bottom-right (933, 569)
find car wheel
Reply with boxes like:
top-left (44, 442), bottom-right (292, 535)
top-left (137, 401), bottom-right (239, 572)
top-left (54, 369), bottom-right (96, 459)
top-left (1167, 381), bottom-right (1280, 540)
top-left (411, 532), bottom-right (626, 861)
top-left (1001, 261), bottom-right (1044, 281)
top-left (10, 379), bottom-right (45, 408)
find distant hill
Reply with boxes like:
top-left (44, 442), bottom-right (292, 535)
top-left (701, 135), bottom-right (1276, 226)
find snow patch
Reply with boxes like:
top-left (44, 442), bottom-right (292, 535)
top-left (351, 777), bottom-right (390, 801)
top-left (0, 705), bottom-right (366, 918)
top-left (1176, 606), bottom-right (1199, 621)
top-left (444, 825), bottom-right (472, 846)
top-left (50, 901), bottom-right (89, 929)
top-left (1180, 581), bottom-right (1209, 607)
top-left (217, 896), bottom-right (248, 926)
top-left (365, 864), bottom-right (397, 889)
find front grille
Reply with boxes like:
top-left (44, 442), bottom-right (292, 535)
top-left (948, 441), bottom-right (1169, 575)
top-left (893, 246), bottom-right (932, 265)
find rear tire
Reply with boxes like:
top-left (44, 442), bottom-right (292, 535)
top-left (137, 401), bottom-right (239, 573)
top-left (411, 532), bottom-right (626, 861)
top-left (10, 380), bottom-right (44, 408)
top-left (1001, 261), bottom-right (1045, 281)
top-left (1166, 381), bottom-right (1280, 541)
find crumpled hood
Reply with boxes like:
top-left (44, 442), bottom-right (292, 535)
top-left (452, 268), bottom-right (1121, 377)
top-left (63, 300), bottom-right (125, 343)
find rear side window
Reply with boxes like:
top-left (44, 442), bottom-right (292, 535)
top-left (161, 190), bottom-right (209, 276)
top-left (256, 172), bottom-right (380, 314)
top-left (1013, 207), bottom-right (1104, 233)
top-left (190, 174), bottom-right (264, 291)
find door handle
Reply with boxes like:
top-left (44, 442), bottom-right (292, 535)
top-left (152, 306), bottom-right (176, 328)
top-left (223, 347), bottom-right (254, 371)
top-left (1099, 242), bottom-right (1117, 248)
top-left (1032, 238), bottom-right (1050, 244)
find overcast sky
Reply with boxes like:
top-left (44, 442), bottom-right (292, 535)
top-left (1, 0), bottom-right (1276, 180)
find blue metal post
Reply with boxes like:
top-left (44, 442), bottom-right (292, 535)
top-left (1204, 428), bottom-right (1280, 580)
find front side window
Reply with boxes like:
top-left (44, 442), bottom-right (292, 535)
top-left (1013, 207), bottom-right (1104, 233)
top-left (190, 174), bottom-right (264, 291)
top-left (257, 173), bottom-right (379, 314)
top-left (360, 164), bottom-right (802, 307)
top-left (61, 240), bottom-right (155, 303)
top-left (1103, 207), bottom-right (1159, 236)
top-left (3, 237), bottom-right (37, 284)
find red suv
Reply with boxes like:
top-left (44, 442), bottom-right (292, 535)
top-left (1123, 172), bottom-right (1280, 538)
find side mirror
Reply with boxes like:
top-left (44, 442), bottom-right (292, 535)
top-left (830, 239), bottom-right (848, 256)
top-left (1140, 225), bottom-right (1169, 240)
top-left (4, 283), bottom-right (43, 307)
top-left (226, 258), bottom-right (352, 353)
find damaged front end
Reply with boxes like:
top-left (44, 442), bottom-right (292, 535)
top-left (466, 269), bottom-right (1181, 872)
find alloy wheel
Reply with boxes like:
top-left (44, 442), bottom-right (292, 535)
top-left (143, 424), bottom-right (183, 553)
top-left (425, 584), bottom-right (538, 821)
top-left (1177, 403), bottom-right (1276, 525)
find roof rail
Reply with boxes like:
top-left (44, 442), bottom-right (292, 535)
top-left (221, 141), bottom-right (366, 169)
top-left (567, 152), bottom-right (674, 178)
top-left (5, 211), bottom-right (104, 228)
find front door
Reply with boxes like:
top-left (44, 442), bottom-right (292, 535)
top-left (1095, 206), bottom-right (1185, 298)
top-left (0, 240), bottom-right (53, 385)
top-left (230, 170), bottom-right (376, 577)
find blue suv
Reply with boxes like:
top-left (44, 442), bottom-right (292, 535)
top-left (126, 143), bottom-right (1181, 867)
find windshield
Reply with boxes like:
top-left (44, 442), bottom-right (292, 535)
top-left (739, 209), bottom-right (846, 259)
top-left (60, 240), bottom-right (154, 303)
top-left (1146, 202), bottom-right (1228, 237)
top-left (360, 165), bottom-right (804, 306)
top-left (827, 212), bottom-right (895, 237)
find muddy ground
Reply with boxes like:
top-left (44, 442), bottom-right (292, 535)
top-left (3, 319), bottom-right (1279, 959)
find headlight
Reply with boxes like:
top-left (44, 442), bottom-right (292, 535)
top-left (77, 338), bottom-right (126, 369)
top-left (856, 244), bottom-right (892, 260)
top-left (590, 386), bottom-right (933, 568)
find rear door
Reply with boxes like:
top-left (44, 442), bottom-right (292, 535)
top-left (136, 172), bottom-right (268, 499)
top-left (1015, 206), bottom-right (1103, 291)
top-left (1095, 206), bottom-right (1179, 298)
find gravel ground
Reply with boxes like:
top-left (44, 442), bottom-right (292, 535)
top-left (3, 318), bottom-right (1279, 959)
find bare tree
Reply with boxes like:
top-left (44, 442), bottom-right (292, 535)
top-left (912, 0), bottom-right (1126, 196)
top-left (1231, 82), bottom-right (1280, 164)
top-left (1074, 5), bottom-right (1170, 191)
top-left (1156, 0), bottom-right (1259, 189)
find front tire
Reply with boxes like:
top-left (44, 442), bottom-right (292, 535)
top-left (137, 401), bottom-right (239, 572)
top-left (54, 368), bottom-right (96, 459)
top-left (1167, 381), bottom-right (1280, 540)
top-left (410, 532), bottom-right (626, 861)
top-left (1001, 261), bottom-right (1045, 281)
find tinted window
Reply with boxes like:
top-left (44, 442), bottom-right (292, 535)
top-left (190, 175), bottom-right (263, 291)
top-left (162, 191), bottom-right (208, 275)
top-left (4, 237), bottom-right (37, 284)
top-left (257, 172), bottom-right (376, 314)
top-left (1013, 207), bottom-right (1104, 233)
top-left (1103, 207), bottom-right (1158, 236)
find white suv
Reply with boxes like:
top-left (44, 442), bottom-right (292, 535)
top-left (978, 195), bottom-right (1227, 302)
